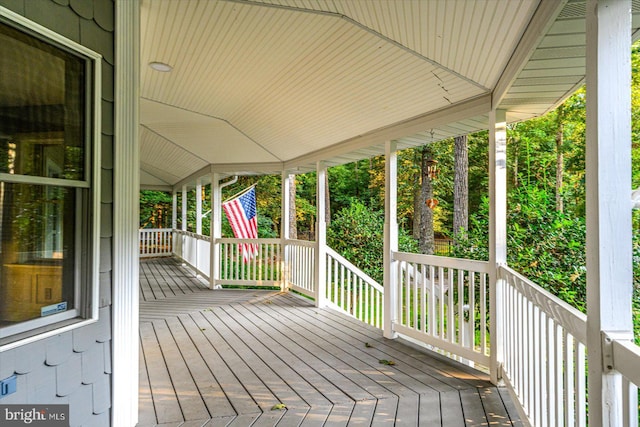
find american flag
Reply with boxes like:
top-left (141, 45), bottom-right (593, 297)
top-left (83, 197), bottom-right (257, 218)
top-left (222, 186), bottom-right (258, 262)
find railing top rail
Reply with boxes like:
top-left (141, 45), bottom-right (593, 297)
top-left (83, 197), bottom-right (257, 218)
top-left (612, 339), bottom-right (640, 387)
top-left (393, 251), bottom-right (490, 273)
top-left (139, 228), bottom-right (173, 232)
top-left (499, 264), bottom-right (587, 344)
top-left (217, 237), bottom-right (282, 244)
top-left (326, 247), bottom-right (383, 293)
top-left (285, 239), bottom-right (317, 247)
top-left (174, 230), bottom-right (211, 240)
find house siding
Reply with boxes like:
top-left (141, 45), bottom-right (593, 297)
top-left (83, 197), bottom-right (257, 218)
top-left (0, 1), bottom-right (114, 426)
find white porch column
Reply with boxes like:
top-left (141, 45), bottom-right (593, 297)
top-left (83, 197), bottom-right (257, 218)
top-left (489, 108), bottom-right (507, 385)
top-left (181, 185), bottom-right (187, 232)
top-left (210, 173), bottom-right (221, 289)
top-left (196, 178), bottom-right (202, 235)
top-left (281, 171), bottom-right (292, 291)
top-left (171, 191), bottom-right (177, 230)
top-left (315, 162), bottom-right (327, 307)
top-left (112, 0), bottom-right (139, 425)
top-left (585, 1), bottom-right (633, 425)
top-left (383, 140), bottom-right (398, 339)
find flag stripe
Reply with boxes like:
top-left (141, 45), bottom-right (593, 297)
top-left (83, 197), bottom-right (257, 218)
top-left (222, 187), bottom-right (258, 262)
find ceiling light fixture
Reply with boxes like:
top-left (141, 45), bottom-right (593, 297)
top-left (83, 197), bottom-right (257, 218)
top-left (149, 61), bottom-right (173, 72)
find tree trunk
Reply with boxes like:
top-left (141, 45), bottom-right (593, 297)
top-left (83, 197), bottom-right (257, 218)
top-left (288, 174), bottom-right (297, 239)
top-left (555, 106), bottom-right (564, 213)
top-left (419, 145), bottom-right (435, 254)
top-left (413, 187), bottom-right (421, 239)
top-left (453, 135), bottom-right (469, 243)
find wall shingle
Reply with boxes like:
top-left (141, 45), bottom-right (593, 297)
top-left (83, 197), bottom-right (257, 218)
top-left (14, 340), bottom-right (46, 374)
top-left (56, 353), bottom-right (82, 397)
top-left (24, 0), bottom-right (80, 42)
top-left (45, 332), bottom-right (73, 366)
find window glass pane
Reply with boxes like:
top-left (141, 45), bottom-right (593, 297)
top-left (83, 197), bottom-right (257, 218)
top-left (0, 22), bottom-right (85, 181)
top-left (0, 182), bottom-right (76, 325)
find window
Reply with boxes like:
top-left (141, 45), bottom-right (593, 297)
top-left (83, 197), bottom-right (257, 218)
top-left (0, 12), bottom-right (101, 346)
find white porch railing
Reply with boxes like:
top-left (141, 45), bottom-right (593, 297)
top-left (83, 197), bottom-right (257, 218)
top-left (216, 238), bottom-right (282, 287)
top-left (325, 247), bottom-right (384, 329)
top-left (139, 228), bottom-right (173, 257)
top-left (612, 339), bottom-right (640, 427)
top-left (285, 239), bottom-right (316, 297)
top-left (173, 230), bottom-right (211, 279)
top-left (393, 251), bottom-right (491, 366)
top-left (500, 265), bottom-right (588, 426)
top-left (139, 231), bottom-right (640, 426)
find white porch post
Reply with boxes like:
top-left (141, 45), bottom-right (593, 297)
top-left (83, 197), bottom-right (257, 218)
top-left (112, 0), bottom-right (139, 425)
top-left (383, 140), bottom-right (398, 339)
top-left (585, 1), bottom-right (633, 425)
top-left (281, 171), bottom-right (292, 292)
top-left (171, 191), bottom-right (177, 230)
top-left (489, 108), bottom-right (507, 385)
top-left (210, 173), bottom-right (221, 289)
top-left (181, 185), bottom-right (187, 232)
top-left (315, 162), bottom-right (327, 307)
top-left (196, 178), bottom-right (202, 235)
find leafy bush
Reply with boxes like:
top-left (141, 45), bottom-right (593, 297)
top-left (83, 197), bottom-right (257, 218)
top-left (328, 199), bottom-right (418, 283)
top-left (452, 187), bottom-right (587, 311)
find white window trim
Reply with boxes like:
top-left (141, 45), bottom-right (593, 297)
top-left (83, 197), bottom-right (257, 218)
top-left (0, 6), bottom-right (102, 352)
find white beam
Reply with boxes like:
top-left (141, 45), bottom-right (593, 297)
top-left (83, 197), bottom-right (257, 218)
top-left (383, 141), bottom-right (398, 339)
top-left (112, 1), bottom-right (139, 425)
top-left (489, 108), bottom-right (507, 385)
top-left (281, 171), bottom-right (292, 291)
top-left (181, 185), bottom-right (187, 232)
top-left (172, 164), bottom-right (213, 192)
top-left (210, 173), bottom-right (222, 289)
top-left (314, 162), bottom-right (327, 307)
top-left (140, 185), bottom-right (173, 192)
top-left (585, 1), bottom-right (633, 425)
top-left (171, 192), bottom-right (177, 230)
top-left (196, 178), bottom-right (203, 235)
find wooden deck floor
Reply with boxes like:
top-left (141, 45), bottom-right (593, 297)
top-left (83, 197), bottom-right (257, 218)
top-left (138, 258), bottom-right (522, 427)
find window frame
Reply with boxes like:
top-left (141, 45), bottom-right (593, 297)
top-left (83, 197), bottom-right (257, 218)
top-left (0, 6), bottom-right (102, 350)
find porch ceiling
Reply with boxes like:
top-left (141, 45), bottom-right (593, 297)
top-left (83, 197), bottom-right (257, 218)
top-left (139, 0), bottom-right (640, 189)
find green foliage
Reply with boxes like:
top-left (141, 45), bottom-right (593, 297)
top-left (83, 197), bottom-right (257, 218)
top-left (452, 187), bottom-right (587, 311)
top-left (140, 190), bottom-right (173, 229)
top-left (327, 199), bottom-right (418, 283)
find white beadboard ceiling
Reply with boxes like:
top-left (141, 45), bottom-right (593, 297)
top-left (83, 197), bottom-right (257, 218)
top-left (139, 0), bottom-right (640, 188)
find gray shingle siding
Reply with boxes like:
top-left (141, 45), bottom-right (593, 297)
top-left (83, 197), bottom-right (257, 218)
top-left (0, 0), bottom-right (115, 425)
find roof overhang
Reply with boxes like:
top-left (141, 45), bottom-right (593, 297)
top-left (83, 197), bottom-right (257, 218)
top-left (139, 0), bottom-right (640, 188)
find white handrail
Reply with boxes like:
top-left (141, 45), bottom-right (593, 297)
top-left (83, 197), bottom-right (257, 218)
top-left (393, 251), bottom-right (490, 366)
top-left (499, 266), bottom-right (587, 344)
top-left (139, 228), bottom-right (173, 257)
top-left (325, 247), bottom-right (384, 328)
top-left (285, 239), bottom-right (316, 297)
top-left (500, 265), bottom-right (588, 427)
top-left (216, 237), bottom-right (282, 287)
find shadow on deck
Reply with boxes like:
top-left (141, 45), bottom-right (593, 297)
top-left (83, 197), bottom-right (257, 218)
top-left (138, 257), bottom-right (522, 426)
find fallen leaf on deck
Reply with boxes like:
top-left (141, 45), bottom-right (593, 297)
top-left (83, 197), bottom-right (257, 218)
top-left (271, 403), bottom-right (286, 410)
top-left (379, 359), bottom-right (396, 366)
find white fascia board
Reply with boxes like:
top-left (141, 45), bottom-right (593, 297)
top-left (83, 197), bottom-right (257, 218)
top-left (493, 0), bottom-right (569, 109)
top-left (283, 93), bottom-right (491, 171)
top-left (140, 185), bottom-right (173, 192)
top-left (172, 164), bottom-right (215, 192)
top-left (210, 162), bottom-right (285, 175)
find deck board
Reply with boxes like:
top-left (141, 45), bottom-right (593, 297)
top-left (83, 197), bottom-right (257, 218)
top-left (137, 257), bottom-right (521, 426)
